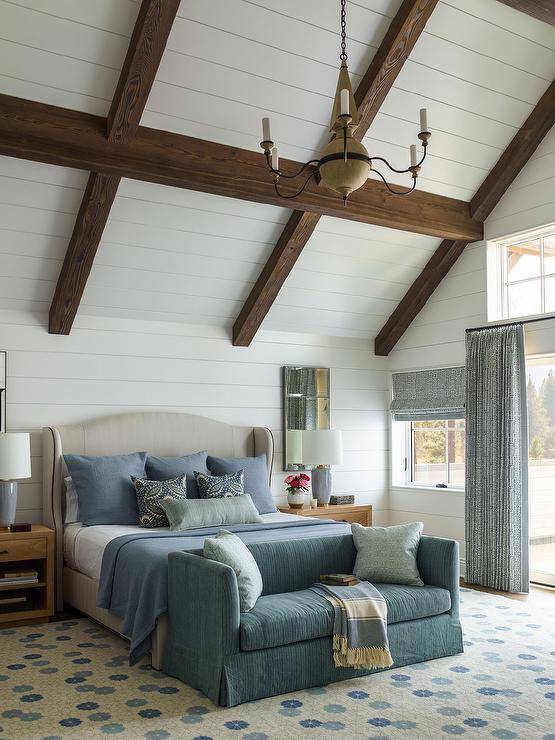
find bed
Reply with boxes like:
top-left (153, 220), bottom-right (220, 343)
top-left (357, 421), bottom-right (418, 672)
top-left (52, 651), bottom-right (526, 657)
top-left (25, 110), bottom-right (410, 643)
top-left (42, 411), bottom-right (349, 668)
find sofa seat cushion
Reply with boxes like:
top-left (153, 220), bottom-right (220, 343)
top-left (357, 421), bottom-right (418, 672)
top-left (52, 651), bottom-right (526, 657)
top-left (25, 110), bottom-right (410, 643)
top-left (374, 583), bottom-right (451, 625)
top-left (240, 584), bottom-right (451, 652)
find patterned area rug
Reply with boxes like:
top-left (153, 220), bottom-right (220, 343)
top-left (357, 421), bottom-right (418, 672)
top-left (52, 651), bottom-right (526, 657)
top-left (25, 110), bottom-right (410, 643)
top-left (0, 587), bottom-right (554, 739)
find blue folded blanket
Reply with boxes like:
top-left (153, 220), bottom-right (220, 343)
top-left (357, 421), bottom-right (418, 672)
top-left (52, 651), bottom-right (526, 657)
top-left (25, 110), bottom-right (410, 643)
top-left (97, 519), bottom-right (351, 663)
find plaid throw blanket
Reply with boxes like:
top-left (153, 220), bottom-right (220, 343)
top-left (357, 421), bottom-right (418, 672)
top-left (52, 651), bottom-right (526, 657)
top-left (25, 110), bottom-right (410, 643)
top-left (311, 581), bottom-right (393, 669)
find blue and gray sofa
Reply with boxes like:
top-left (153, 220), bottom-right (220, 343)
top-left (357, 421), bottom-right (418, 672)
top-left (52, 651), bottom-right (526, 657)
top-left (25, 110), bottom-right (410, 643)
top-left (163, 534), bottom-right (463, 706)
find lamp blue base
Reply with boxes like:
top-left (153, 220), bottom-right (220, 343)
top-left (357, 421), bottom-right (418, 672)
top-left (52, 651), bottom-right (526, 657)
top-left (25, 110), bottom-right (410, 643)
top-left (0, 481), bottom-right (18, 527)
top-left (311, 467), bottom-right (332, 506)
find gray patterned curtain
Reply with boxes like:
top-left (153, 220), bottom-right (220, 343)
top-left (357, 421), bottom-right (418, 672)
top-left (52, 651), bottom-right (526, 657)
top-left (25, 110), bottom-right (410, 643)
top-left (465, 324), bottom-right (529, 593)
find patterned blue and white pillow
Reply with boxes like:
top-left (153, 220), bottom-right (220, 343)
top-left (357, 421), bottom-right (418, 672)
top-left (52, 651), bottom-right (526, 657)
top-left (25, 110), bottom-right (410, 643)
top-left (131, 474), bottom-right (188, 528)
top-left (195, 469), bottom-right (245, 499)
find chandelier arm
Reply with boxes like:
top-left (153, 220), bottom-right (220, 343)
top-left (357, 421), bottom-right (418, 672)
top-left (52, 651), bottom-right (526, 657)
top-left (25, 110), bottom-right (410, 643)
top-left (274, 170), bottom-right (318, 200)
top-left (371, 167), bottom-right (417, 196)
top-left (264, 150), bottom-right (321, 180)
top-left (370, 145), bottom-right (427, 175)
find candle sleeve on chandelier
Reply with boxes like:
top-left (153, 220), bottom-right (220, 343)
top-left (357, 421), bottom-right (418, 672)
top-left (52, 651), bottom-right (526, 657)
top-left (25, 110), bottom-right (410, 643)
top-left (262, 117), bottom-right (271, 142)
top-left (340, 89), bottom-right (350, 116)
top-left (271, 147), bottom-right (279, 170)
top-left (419, 108), bottom-right (428, 133)
top-left (410, 144), bottom-right (417, 167)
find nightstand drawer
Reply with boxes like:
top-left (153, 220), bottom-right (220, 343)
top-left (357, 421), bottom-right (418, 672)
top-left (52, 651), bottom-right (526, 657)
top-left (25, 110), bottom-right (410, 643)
top-left (330, 511), bottom-right (371, 526)
top-left (0, 537), bottom-right (46, 562)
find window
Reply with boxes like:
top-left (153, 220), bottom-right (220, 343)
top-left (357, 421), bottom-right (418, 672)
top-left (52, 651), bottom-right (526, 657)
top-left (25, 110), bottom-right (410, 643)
top-left (411, 419), bottom-right (465, 486)
top-left (392, 419), bottom-right (465, 488)
top-left (526, 356), bottom-right (555, 587)
top-left (492, 225), bottom-right (555, 320)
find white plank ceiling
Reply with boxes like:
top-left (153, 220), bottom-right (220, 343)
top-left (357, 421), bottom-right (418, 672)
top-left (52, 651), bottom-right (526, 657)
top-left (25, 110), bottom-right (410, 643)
top-left (0, 0), bottom-right (554, 337)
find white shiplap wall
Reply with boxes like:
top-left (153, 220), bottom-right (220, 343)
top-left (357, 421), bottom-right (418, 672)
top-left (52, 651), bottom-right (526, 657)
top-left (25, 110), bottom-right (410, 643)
top-left (388, 124), bottom-right (555, 564)
top-left (0, 310), bottom-right (390, 525)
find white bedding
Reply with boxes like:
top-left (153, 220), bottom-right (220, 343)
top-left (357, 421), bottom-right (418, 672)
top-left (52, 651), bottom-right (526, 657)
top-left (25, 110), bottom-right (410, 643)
top-left (64, 512), bottom-right (308, 581)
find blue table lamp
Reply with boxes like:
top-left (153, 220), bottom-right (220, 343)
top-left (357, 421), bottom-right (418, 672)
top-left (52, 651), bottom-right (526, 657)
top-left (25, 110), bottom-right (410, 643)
top-left (0, 432), bottom-right (31, 527)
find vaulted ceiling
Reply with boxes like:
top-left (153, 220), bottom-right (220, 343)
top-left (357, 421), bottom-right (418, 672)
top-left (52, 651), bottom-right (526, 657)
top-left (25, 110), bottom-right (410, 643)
top-left (0, 0), bottom-right (553, 344)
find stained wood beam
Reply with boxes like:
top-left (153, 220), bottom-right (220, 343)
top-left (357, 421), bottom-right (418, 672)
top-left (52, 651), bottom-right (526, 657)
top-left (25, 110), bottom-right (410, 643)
top-left (374, 79), bottom-right (555, 356)
top-left (108, 0), bottom-right (181, 143)
top-left (49, 0), bottom-right (180, 334)
top-left (49, 173), bottom-right (121, 334)
top-left (232, 0), bottom-right (440, 346)
top-left (496, 0), bottom-right (555, 26)
top-left (471, 80), bottom-right (555, 221)
top-left (0, 94), bottom-right (481, 243)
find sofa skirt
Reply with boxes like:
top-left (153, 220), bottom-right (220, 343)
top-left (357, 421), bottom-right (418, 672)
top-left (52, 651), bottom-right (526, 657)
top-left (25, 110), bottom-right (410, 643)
top-left (217, 613), bottom-right (463, 707)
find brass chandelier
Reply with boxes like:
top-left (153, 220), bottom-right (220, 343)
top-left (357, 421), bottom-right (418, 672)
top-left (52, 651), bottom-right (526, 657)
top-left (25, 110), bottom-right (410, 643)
top-left (260, 0), bottom-right (431, 205)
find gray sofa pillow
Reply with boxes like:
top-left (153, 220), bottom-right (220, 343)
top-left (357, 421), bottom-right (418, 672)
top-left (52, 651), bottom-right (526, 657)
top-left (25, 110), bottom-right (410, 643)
top-left (352, 521), bottom-right (424, 586)
top-left (161, 493), bottom-right (264, 531)
top-left (146, 451), bottom-right (208, 498)
top-left (204, 530), bottom-right (263, 612)
top-left (64, 452), bottom-right (147, 526)
top-left (207, 454), bottom-right (276, 514)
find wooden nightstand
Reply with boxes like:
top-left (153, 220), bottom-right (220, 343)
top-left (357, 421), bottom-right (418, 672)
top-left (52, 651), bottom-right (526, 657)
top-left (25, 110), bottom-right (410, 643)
top-left (0, 525), bottom-right (54, 627)
top-left (278, 503), bottom-right (372, 526)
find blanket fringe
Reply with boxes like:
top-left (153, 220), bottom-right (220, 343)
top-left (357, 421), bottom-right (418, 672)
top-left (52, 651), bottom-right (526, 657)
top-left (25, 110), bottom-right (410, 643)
top-left (332, 635), bottom-right (393, 669)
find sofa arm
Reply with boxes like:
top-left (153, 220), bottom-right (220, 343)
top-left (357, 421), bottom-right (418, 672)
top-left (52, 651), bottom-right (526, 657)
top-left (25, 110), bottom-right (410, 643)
top-left (166, 551), bottom-right (241, 664)
top-left (417, 536), bottom-right (460, 618)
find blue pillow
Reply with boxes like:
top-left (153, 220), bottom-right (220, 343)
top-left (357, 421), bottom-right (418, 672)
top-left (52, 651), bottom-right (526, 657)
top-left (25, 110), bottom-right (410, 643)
top-left (146, 451), bottom-right (208, 498)
top-left (64, 452), bottom-right (147, 526)
top-left (207, 454), bottom-right (276, 514)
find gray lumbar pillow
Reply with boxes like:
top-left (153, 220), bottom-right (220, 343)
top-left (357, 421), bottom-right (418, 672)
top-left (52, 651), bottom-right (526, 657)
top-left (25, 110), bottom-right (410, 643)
top-left (351, 521), bottom-right (424, 586)
top-left (160, 493), bottom-right (264, 531)
top-left (204, 530), bottom-right (263, 612)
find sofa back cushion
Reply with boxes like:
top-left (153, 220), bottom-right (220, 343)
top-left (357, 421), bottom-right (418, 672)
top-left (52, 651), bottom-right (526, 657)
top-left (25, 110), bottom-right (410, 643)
top-left (246, 535), bottom-right (356, 595)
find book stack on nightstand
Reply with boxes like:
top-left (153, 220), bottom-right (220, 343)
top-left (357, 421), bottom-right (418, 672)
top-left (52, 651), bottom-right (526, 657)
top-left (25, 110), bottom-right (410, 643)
top-left (0, 525), bottom-right (54, 626)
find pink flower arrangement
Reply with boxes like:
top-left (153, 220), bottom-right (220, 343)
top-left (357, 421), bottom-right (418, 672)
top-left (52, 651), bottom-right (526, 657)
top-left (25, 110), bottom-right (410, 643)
top-left (285, 472), bottom-right (310, 494)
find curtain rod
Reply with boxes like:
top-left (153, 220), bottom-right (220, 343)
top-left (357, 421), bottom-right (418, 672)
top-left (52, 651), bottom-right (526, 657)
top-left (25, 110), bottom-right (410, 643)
top-left (466, 314), bottom-right (555, 333)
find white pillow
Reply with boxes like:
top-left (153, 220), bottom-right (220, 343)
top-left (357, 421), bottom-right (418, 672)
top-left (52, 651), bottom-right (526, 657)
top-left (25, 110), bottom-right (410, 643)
top-left (64, 475), bottom-right (80, 524)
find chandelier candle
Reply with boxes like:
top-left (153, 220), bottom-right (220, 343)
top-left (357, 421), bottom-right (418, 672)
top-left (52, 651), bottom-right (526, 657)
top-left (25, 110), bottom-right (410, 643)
top-left (262, 117), bottom-right (271, 144)
top-left (420, 108), bottom-right (428, 134)
top-left (259, 0), bottom-right (431, 203)
top-left (340, 88), bottom-right (350, 116)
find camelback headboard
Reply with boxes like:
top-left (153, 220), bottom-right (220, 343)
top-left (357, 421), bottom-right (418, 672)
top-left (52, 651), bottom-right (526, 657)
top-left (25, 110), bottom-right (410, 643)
top-left (42, 412), bottom-right (274, 610)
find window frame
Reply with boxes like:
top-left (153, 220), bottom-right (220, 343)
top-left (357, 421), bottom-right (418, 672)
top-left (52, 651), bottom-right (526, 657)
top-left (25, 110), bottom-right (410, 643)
top-left (494, 224), bottom-right (555, 321)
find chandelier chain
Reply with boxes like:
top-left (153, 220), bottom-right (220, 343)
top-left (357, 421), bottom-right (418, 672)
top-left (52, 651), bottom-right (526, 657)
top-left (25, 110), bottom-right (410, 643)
top-left (340, 0), bottom-right (347, 61)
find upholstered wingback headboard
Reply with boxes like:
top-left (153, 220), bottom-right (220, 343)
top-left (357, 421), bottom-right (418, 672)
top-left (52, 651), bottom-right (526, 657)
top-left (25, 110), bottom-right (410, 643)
top-left (43, 412), bottom-right (274, 610)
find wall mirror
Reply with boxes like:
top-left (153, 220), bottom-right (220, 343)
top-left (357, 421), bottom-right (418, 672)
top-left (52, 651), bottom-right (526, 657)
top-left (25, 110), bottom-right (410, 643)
top-left (283, 366), bottom-right (330, 470)
top-left (0, 351), bottom-right (5, 432)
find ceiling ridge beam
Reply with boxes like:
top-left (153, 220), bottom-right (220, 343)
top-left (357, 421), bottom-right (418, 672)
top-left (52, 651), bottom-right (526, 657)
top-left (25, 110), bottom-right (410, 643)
top-left (0, 94), bottom-right (482, 243)
top-left (48, 0), bottom-right (181, 335)
top-left (374, 79), bottom-right (555, 356)
top-left (232, 0), bottom-right (441, 347)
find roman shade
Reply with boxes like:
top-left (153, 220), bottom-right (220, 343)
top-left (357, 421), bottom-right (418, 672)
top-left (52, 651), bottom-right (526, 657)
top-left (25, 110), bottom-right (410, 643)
top-left (391, 367), bottom-right (465, 421)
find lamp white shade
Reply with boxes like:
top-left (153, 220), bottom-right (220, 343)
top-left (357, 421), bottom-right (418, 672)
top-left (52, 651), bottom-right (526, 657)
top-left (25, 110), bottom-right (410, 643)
top-left (0, 432), bottom-right (31, 480)
top-left (301, 430), bottom-right (343, 466)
